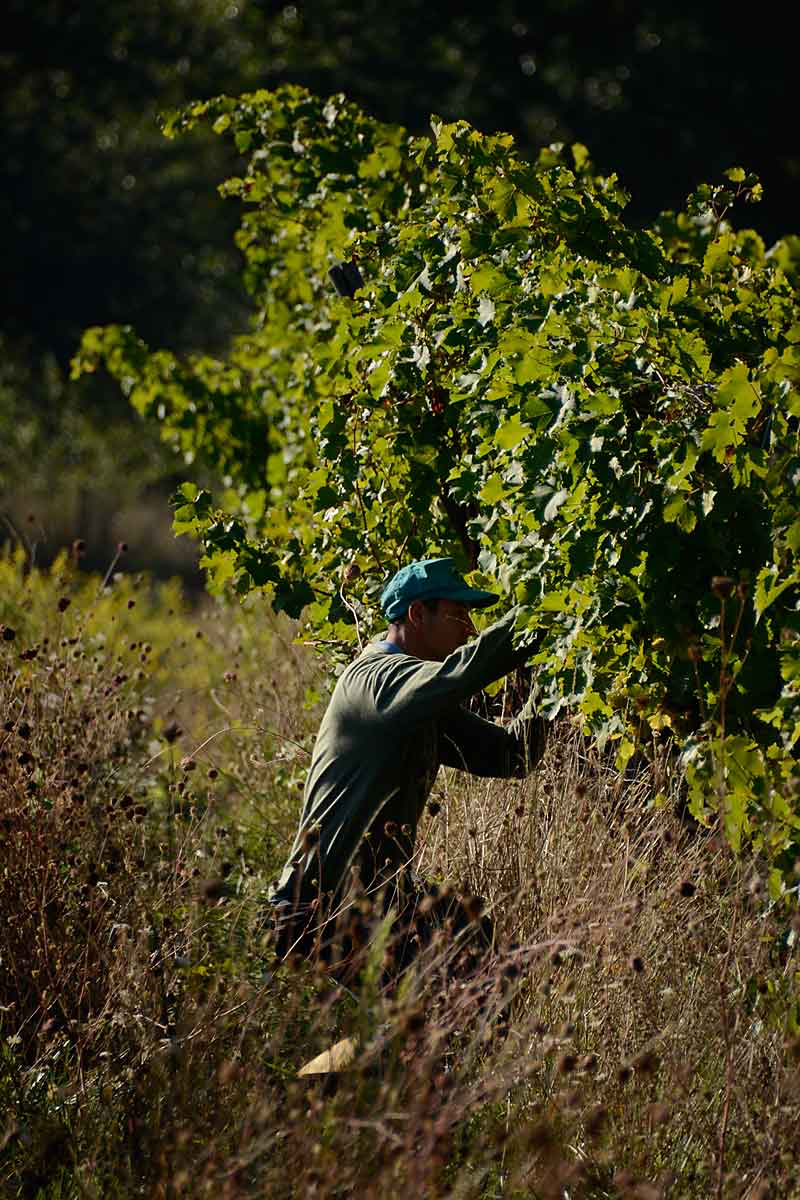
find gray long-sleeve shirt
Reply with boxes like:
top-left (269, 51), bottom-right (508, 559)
top-left (272, 608), bottom-right (545, 909)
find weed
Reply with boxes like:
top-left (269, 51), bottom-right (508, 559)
top-left (2, 549), bottom-right (800, 1197)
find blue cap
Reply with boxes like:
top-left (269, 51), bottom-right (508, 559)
top-left (380, 558), bottom-right (497, 622)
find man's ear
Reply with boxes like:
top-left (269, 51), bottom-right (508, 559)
top-left (405, 599), bottom-right (426, 628)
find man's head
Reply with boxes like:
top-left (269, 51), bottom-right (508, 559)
top-left (380, 558), bottom-right (497, 662)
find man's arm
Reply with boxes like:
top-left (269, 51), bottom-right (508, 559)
top-left (438, 704), bottom-right (547, 778)
top-left (358, 608), bottom-right (540, 725)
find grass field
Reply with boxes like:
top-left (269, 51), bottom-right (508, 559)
top-left (1, 549), bottom-right (799, 1199)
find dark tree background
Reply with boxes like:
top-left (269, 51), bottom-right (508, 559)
top-left (2, 0), bottom-right (796, 577)
top-left (259, 0), bottom-right (796, 244)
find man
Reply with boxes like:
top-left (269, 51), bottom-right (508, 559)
top-left (270, 556), bottom-right (546, 979)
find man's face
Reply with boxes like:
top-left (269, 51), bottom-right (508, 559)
top-left (416, 598), bottom-right (476, 661)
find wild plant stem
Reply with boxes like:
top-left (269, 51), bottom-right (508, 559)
top-left (715, 894), bottom-right (739, 1200)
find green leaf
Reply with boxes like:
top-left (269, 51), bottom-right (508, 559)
top-left (571, 143), bottom-right (590, 171)
top-left (515, 353), bottom-right (552, 385)
top-left (495, 415), bottom-right (530, 451)
top-left (479, 474), bottom-right (507, 506)
top-left (703, 233), bottom-right (734, 275)
top-left (667, 443), bottom-right (698, 490)
top-left (700, 410), bottom-right (737, 459)
top-left (716, 362), bottom-right (759, 423)
top-left (754, 565), bottom-right (800, 623)
top-left (523, 396), bottom-right (552, 420)
top-left (469, 264), bottom-right (508, 293)
top-left (662, 495), bottom-right (697, 532)
top-left (785, 520), bottom-right (800, 554)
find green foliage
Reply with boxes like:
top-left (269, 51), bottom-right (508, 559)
top-left (75, 87), bottom-right (800, 868)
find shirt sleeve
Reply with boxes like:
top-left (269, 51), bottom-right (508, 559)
top-left (437, 704), bottom-right (547, 778)
top-left (353, 608), bottom-right (538, 726)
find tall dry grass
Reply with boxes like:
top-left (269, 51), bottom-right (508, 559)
top-left (2, 550), bottom-right (800, 1199)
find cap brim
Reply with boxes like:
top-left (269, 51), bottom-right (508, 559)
top-left (449, 585), bottom-right (498, 609)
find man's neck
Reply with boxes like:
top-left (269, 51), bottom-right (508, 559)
top-left (384, 624), bottom-right (421, 658)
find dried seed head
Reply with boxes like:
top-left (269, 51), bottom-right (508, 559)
top-left (585, 1104), bottom-right (608, 1139)
top-left (383, 820), bottom-right (399, 838)
top-left (199, 878), bottom-right (228, 901)
top-left (679, 879), bottom-right (696, 897)
top-left (462, 895), bottom-right (485, 922)
top-left (58, 597), bottom-right (71, 613)
top-left (647, 1101), bottom-right (670, 1127)
top-left (710, 575), bottom-right (735, 599)
top-left (180, 757), bottom-right (197, 773)
top-left (633, 1049), bottom-right (660, 1075)
top-left (402, 1008), bottom-right (425, 1035)
top-left (1, 626), bottom-right (16, 642)
top-left (631, 1184), bottom-right (661, 1200)
top-left (301, 826), bottom-right (320, 852)
top-left (522, 1120), bottom-right (556, 1151)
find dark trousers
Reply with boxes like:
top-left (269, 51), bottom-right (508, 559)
top-left (270, 877), bottom-right (494, 987)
